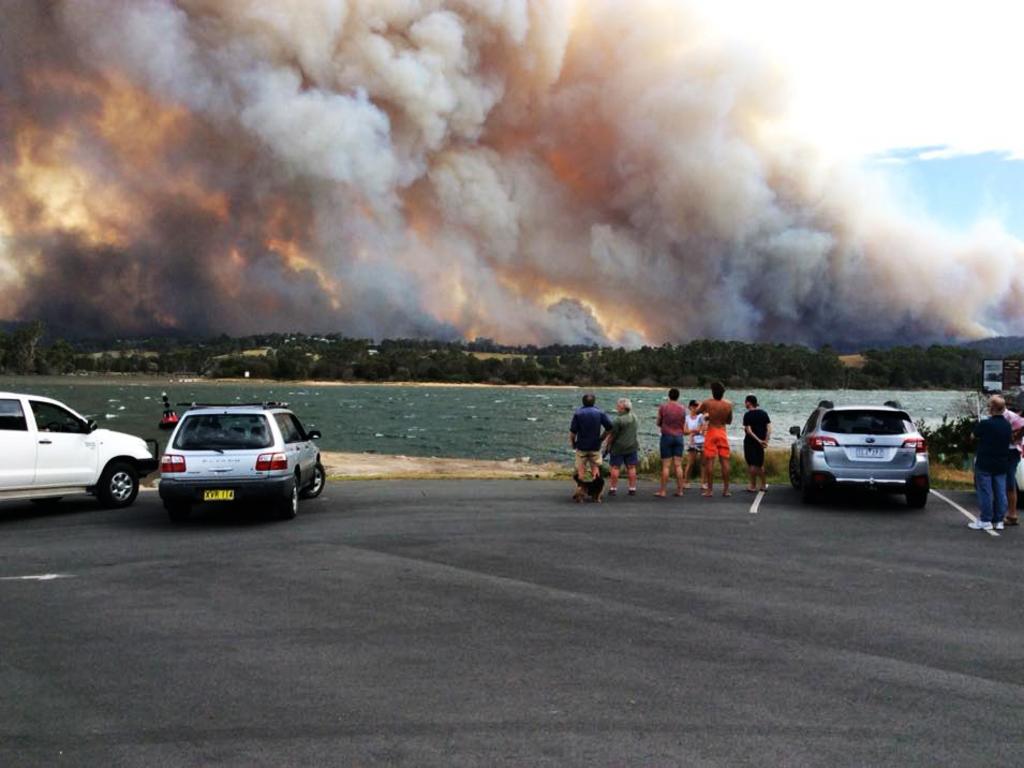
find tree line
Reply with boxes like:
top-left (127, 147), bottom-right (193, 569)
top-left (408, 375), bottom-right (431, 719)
top-left (0, 323), bottom-right (1009, 390)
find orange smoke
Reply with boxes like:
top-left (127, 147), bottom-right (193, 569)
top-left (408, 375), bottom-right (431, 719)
top-left (4, 69), bottom-right (230, 251)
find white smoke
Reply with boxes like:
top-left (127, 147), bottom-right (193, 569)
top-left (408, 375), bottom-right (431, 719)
top-left (2, 0), bottom-right (1022, 344)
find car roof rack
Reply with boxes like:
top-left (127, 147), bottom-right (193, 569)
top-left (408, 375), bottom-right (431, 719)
top-left (177, 402), bottom-right (289, 409)
top-left (817, 400), bottom-right (834, 409)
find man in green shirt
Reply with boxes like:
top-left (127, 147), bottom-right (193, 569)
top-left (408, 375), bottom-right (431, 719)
top-left (604, 397), bottom-right (640, 496)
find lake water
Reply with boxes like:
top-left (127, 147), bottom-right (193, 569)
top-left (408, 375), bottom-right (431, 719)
top-left (0, 377), bottom-right (974, 462)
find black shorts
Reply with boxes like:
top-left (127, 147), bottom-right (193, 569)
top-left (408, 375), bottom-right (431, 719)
top-left (744, 439), bottom-right (765, 467)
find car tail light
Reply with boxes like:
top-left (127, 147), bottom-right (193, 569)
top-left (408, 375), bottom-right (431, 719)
top-left (160, 454), bottom-right (186, 473)
top-left (256, 453), bottom-right (288, 471)
top-left (903, 437), bottom-right (928, 454)
top-left (808, 436), bottom-right (838, 451)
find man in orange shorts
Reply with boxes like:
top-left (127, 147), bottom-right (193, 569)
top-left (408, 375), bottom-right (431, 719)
top-left (697, 381), bottom-right (733, 497)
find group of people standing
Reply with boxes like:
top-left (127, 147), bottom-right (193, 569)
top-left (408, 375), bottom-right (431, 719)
top-left (970, 394), bottom-right (1024, 530)
top-left (568, 383), bottom-right (772, 501)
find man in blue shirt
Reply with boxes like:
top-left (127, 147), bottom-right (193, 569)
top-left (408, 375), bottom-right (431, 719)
top-left (971, 395), bottom-right (1013, 531)
top-left (569, 393), bottom-right (613, 486)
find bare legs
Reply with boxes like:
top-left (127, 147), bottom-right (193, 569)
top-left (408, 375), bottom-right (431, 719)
top-left (747, 464), bottom-right (767, 492)
top-left (609, 464), bottom-right (638, 494)
top-left (703, 455), bottom-right (731, 496)
top-left (683, 451), bottom-right (703, 489)
top-left (656, 458), bottom-right (684, 496)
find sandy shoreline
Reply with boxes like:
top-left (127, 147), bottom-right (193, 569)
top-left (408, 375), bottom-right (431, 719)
top-left (320, 452), bottom-right (565, 480)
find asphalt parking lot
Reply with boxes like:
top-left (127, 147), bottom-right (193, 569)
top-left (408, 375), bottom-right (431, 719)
top-left (2, 481), bottom-right (1023, 767)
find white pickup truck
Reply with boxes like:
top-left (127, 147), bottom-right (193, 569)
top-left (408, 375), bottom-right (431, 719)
top-left (0, 392), bottom-right (159, 508)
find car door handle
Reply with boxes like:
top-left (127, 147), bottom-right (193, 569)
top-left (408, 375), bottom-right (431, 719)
top-left (39, 440), bottom-right (52, 445)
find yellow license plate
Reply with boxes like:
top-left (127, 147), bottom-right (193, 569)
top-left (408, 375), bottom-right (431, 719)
top-left (203, 490), bottom-right (235, 501)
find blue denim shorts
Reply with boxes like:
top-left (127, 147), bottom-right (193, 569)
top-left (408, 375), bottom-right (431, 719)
top-left (610, 451), bottom-right (639, 467)
top-left (659, 434), bottom-right (685, 459)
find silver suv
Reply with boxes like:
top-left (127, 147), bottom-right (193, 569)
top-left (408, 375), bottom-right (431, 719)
top-left (788, 403), bottom-right (929, 508)
top-left (158, 403), bottom-right (325, 522)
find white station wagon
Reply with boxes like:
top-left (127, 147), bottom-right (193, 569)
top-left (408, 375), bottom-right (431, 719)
top-left (158, 403), bottom-right (325, 522)
top-left (0, 392), bottom-right (159, 508)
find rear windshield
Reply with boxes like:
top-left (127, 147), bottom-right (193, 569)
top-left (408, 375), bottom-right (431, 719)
top-left (173, 414), bottom-right (273, 450)
top-left (821, 410), bottom-right (912, 436)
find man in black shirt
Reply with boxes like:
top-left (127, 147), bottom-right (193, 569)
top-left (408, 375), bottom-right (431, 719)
top-left (971, 395), bottom-right (1013, 531)
top-left (742, 394), bottom-right (771, 492)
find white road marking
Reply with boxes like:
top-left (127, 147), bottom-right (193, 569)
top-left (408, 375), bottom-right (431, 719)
top-left (0, 574), bottom-right (75, 582)
top-left (749, 491), bottom-right (765, 515)
top-left (932, 490), bottom-right (999, 538)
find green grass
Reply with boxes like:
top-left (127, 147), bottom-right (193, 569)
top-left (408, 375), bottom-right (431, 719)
top-left (637, 448), bottom-right (976, 491)
top-left (928, 464), bottom-right (974, 491)
top-left (636, 448), bottom-right (790, 486)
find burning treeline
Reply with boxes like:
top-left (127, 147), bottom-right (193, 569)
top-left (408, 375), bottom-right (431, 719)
top-left (1, 0), bottom-right (1022, 345)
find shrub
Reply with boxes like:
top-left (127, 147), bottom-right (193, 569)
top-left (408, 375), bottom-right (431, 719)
top-left (917, 417), bottom-right (975, 468)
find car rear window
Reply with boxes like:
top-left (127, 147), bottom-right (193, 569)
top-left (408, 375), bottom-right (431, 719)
top-left (820, 410), bottom-right (912, 436)
top-left (173, 414), bottom-right (273, 450)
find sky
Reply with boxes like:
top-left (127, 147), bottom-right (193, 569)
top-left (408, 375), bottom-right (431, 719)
top-left (694, 0), bottom-right (1024, 237)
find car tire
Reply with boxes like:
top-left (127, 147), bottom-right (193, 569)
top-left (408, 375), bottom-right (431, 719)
top-left (300, 462), bottom-right (326, 499)
top-left (800, 467), bottom-right (818, 505)
top-left (166, 502), bottom-right (191, 523)
top-left (789, 454), bottom-right (801, 490)
top-left (906, 489), bottom-right (929, 509)
top-left (98, 462), bottom-right (139, 509)
top-left (277, 482), bottom-right (299, 520)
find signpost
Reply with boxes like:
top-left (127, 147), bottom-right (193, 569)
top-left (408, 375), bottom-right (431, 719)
top-left (983, 359), bottom-right (1024, 394)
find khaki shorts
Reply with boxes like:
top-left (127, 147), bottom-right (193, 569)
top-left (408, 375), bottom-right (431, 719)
top-left (575, 450), bottom-right (603, 479)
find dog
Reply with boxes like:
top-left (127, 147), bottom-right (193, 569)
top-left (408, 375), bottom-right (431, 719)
top-left (572, 471), bottom-right (605, 503)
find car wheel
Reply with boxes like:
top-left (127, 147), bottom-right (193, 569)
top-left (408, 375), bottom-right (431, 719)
top-left (789, 453), bottom-right (801, 490)
top-left (800, 465), bottom-right (818, 505)
top-left (906, 489), bottom-right (929, 509)
top-left (165, 502), bottom-right (191, 523)
top-left (300, 462), bottom-right (326, 499)
top-left (277, 482), bottom-right (298, 520)
top-left (98, 462), bottom-right (139, 508)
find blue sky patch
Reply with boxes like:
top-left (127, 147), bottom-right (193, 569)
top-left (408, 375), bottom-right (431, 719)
top-left (868, 148), bottom-right (1024, 239)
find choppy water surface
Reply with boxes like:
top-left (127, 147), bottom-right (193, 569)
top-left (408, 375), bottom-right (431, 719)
top-left (0, 378), bottom-right (972, 462)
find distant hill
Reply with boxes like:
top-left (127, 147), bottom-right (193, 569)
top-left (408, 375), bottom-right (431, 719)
top-left (962, 337), bottom-right (1024, 358)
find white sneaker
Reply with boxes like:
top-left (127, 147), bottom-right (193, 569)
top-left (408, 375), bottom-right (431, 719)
top-left (968, 520), bottom-right (993, 531)
top-left (996, 521), bottom-right (1006, 531)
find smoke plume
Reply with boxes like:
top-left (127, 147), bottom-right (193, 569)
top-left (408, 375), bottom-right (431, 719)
top-left (2, 0), bottom-right (1022, 345)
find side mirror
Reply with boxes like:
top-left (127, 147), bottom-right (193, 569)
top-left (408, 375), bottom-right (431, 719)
top-left (789, 426), bottom-right (801, 437)
top-left (308, 430), bottom-right (322, 440)
top-left (87, 419), bottom-right (98, 433)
